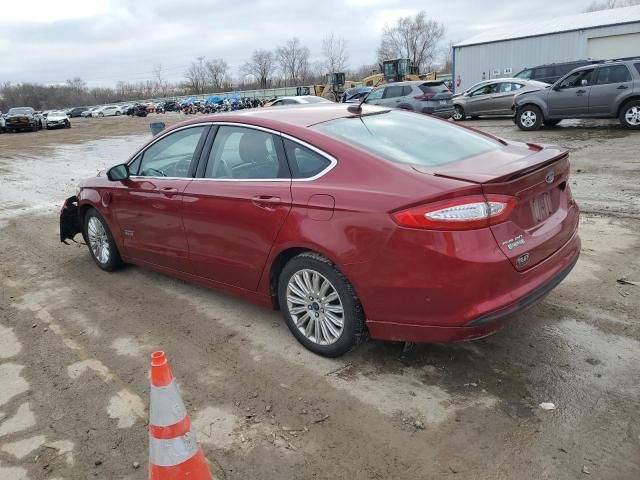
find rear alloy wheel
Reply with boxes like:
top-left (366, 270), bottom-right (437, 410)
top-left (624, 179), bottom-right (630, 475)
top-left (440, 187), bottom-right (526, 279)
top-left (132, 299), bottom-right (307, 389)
top-left (452, 105), bottom-right (466, 121)
top-left (516, 105), bottom-right (543, 131)
top-left (278, 252), bottom-right (365, 357)
top-left (620, 101), bottom-right (640, 129)
top-left (83, 209), bottom-right (124, 271)
top-left (99, 112), bottom-right (104, 117)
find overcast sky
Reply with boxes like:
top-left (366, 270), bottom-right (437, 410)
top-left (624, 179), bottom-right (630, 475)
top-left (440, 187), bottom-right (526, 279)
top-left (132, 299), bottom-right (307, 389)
top-left (1, 0), bottom-right (592, 87)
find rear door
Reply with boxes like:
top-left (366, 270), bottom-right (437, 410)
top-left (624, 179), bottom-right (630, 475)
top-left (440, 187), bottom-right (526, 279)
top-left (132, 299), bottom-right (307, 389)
top-left (589, 64), bottom-right (633, 115)
top-left (547, 68), bottom-right (595, 117)
top-left (379, 85), bottom-right (405, 108)
top-left (181, 125), bottom-right (292, 290)
top-left (492, 82), bottom-right (524, 114)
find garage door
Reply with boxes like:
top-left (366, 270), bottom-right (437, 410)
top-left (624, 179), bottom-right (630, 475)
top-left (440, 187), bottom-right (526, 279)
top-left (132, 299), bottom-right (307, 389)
top-left (588, 33), bottom-right (640, 60)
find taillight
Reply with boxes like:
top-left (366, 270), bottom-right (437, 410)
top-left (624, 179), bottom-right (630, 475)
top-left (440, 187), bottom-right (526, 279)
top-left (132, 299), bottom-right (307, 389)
top-left (414, 93), bottom-right (434, 100)
top-left (392, 195), bottom-right (517, 230)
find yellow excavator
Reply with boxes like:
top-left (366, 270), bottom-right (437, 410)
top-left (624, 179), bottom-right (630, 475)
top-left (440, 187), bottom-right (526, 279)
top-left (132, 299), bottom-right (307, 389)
top-left (311, 73), bottom-right (358, 101)
top-left (362, 58), bottom-right (436, 87)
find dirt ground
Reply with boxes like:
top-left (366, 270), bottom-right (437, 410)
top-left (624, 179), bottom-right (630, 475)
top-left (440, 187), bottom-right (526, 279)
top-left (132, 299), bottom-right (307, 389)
top-left (0, 113), bottom-right (638, 480)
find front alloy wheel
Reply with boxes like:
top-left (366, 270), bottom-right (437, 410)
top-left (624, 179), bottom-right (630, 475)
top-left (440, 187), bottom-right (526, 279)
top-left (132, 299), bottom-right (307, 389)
top-left (83, 209), bottom-right (124, 271)
top-left (452, 105), bottom-right (465, 121)
top-left (516, 105), bottom-right (542, 131)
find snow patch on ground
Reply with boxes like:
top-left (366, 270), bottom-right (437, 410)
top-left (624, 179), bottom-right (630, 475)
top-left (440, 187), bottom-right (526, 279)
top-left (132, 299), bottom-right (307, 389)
top-left (0, 324), bottom-right (22, 359)
top-left (1, 434), bottom-right (46, 459)
top-left (0, 403), bottom-right (36, 438)
top-left (0, 364), bottom-right (29, 408)
top-left (191, 406), bottom-right (241, 449)
top-left (106, 390), bottom-right (145, 428)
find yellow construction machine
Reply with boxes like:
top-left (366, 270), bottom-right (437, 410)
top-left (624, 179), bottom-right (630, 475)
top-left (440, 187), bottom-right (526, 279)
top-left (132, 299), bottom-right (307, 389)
top-left (362, 58), bottom-right (437, 87)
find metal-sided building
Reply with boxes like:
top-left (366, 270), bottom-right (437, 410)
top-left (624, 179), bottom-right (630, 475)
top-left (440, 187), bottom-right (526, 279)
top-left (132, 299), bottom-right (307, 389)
top-left (452, 5), bottom-right (640, 93)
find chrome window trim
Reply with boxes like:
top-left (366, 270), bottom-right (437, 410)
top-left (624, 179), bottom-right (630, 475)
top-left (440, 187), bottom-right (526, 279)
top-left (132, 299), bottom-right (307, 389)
top-left (191, 122), bottom-right (337, 183)
top-left (125, 121), bottom-right (337, 183)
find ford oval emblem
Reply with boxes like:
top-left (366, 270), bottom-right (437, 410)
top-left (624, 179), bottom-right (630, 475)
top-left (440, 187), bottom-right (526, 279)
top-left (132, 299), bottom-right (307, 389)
top-left (545, 171), bottom-right (555, 184)
top-left (516, 253), bottom-right (530, 267)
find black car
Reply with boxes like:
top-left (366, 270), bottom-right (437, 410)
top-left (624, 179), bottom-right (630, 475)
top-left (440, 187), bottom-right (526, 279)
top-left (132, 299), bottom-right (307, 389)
top-left (514, 60), bottom-right (600, 85)
top-left (67, 107), bottom-right (89, 118)
top-left (5, 107), bottom-right (41, 132)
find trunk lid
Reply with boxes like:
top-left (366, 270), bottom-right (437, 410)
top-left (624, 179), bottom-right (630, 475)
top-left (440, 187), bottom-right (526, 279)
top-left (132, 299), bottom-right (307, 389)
top-left (414, 142), bottom-right (579, 271)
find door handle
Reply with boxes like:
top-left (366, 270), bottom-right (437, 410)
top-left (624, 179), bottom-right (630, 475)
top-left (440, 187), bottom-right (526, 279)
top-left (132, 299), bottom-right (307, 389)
top-left (617, 85), bottom-right (629, 90)
top-left (252, 195), bottom-right (281, 209)
top-left (160, 187), bottom-right (179, 195)
top-left (576, 89), bottom-right (586, 94)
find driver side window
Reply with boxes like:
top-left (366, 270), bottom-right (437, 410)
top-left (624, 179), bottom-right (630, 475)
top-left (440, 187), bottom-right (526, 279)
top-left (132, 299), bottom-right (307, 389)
top-left (558, 69), bottom-right (594, 89)
top-left (365, 87), bottom-right (384, 102)
top-left (137, 126), bottom-right (206, 177)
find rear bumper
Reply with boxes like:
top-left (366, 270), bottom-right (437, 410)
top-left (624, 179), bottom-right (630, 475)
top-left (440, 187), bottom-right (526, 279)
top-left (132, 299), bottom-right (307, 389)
top-left (350, 223), bottom-right (580, 343)
top-left (422, 106), bottom-right (454, 118)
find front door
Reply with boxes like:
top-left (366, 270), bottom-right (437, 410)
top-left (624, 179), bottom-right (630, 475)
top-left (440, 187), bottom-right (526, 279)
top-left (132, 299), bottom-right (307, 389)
top-left (182, 125), bottom-right (292, 290)
top-left (110, 125), bottom-right (209, 272)
top-left (465, 82), bottom-right (499, 116)
top-left (547, 68), bottom-right (595, 117)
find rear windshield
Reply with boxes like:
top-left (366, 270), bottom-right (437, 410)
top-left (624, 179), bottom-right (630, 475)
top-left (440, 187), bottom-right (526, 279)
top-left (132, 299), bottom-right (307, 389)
top-left (303, 97), bottom-right (329, 103)
top-left (419, 82), bottom-right (450, 94)
top-left (313, 110), bottom-right (500, 166)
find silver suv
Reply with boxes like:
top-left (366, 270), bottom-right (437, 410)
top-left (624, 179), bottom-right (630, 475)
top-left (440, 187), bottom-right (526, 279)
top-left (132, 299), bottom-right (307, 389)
top-left (364, 81), bottom-right (454, 118)
top-left (513, 60), bottom-right (640, 130)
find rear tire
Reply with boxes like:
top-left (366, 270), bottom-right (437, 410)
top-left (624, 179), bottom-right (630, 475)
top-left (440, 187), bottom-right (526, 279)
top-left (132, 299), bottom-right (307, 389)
top-left (83, 208), bottom-right (124, 272)
top-left (453, 105), bottom-right (466, 121)
top-left (115, 111), bottom-right (121, 116)
top-left (516, 105), bottom-right (543, 131)
top-left (619, 100), bottom-right (640, 129)
top-left (278, 252), bottom-right (365, 357)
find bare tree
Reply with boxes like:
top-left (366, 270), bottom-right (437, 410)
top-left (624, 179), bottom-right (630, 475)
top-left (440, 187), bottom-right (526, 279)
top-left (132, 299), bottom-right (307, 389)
top-left (275, 38), bottom-right (310, 86)
top-left (184, 57), bottom-right (208, 94)
top-left (376, 11), bottom-right (445, 73)
top-left (585, 0), bottom-right (639, 11)
top-left (152, 63), bottom-right (169, 96)
top-left (322, 33), bottom-right (348, 74)
top-left (205, 58), bottom-right (229, 91)
top-left (241, 49), bottom-right (276, 88)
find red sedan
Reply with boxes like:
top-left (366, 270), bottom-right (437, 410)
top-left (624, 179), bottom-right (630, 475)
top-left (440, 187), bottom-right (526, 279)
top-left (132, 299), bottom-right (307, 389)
top-left (60, 104), bottom-right (580, 357)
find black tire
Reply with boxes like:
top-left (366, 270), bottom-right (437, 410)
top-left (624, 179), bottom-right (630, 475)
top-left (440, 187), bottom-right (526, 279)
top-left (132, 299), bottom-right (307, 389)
top-left (83, 208), bottom-right (124, 272)
top-left (619, 100), bottom-right (640, 130)
top-left (31, 124), bottom-right (38, 132)
top-left (516, 105), bottom-right (543, 131)
top-left (115, 111), bottom-right (121, 116)
top-left (278, 252), bottom-right (365, 357)
top-left (544, 119), bottom-right (561, 127)
top-left (65, 120), bottom-right (71, 128)
top-left (452, 105), bottom-right (466, 121)
top-left (99, 112), bottom-right (104, 118)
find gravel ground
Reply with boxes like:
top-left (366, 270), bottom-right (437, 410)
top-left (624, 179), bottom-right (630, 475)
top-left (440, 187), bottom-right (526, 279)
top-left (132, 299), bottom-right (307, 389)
top-left (0, 113), bottom-right (638, 479)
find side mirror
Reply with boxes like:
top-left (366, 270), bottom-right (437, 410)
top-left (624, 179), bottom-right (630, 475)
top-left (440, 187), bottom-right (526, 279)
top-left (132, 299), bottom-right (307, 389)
top-left (107, 164), bottom-right (129, 182)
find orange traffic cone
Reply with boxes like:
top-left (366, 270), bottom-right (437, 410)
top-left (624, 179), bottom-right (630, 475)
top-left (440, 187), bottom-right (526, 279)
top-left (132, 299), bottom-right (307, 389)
top-left (148, 351), bottom-right (213, 480)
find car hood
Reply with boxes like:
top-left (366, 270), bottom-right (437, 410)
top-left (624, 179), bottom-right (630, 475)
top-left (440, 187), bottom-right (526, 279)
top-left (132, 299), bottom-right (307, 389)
top-left (7, 112), bottom-right (34, 118)
top-left (47, 114), bottom-right (67, 121)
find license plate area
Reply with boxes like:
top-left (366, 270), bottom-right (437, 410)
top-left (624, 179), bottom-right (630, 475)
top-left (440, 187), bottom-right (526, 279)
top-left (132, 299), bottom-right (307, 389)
top-left (439, 100), bottom-right (449, 105)
top-left (530, 191), bottom-right (553, 223)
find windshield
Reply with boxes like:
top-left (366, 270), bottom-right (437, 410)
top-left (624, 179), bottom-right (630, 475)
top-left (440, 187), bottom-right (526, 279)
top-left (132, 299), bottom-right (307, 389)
top-left (8, 108), bottom-right (33, 115)
top-left (313, 110), bottom-right (500, 167)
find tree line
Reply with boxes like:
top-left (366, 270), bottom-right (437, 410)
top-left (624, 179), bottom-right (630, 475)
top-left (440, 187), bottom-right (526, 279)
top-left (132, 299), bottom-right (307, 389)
top-left (1, 11), bottom-right (446, 111)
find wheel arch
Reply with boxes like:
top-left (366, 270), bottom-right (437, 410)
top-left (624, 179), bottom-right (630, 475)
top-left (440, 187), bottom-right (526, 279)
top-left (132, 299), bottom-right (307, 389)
top-left (617, 96), bottom-right (640, 117)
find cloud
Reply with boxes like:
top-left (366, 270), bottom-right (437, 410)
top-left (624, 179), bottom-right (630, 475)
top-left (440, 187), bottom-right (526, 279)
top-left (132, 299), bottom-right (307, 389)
top-left (0, 0), bottom-right (589, 86)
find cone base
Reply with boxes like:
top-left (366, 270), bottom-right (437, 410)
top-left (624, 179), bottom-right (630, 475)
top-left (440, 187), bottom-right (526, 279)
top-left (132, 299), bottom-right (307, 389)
top-left (149, 449), bottom-right (213, 480)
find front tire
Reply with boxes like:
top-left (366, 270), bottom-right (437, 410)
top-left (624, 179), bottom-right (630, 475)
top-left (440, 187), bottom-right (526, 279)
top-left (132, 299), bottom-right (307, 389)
top-left (516, 105), bottom-right (543, 131)
top-left (83, 208), bottom-right (124, 271)
top-left (278, 252), bottom-right (365, 357)
top-left (453, 105), bottom-right (466, 121)
top-left (619, 100), bottom-right (640, 129)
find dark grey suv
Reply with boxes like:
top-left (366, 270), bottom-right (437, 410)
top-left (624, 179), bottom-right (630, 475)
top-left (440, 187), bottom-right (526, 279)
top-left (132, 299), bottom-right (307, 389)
top-left (513, 60), bottom-right (640, 130)
top-left (364, 81), bottom-right (454, 118)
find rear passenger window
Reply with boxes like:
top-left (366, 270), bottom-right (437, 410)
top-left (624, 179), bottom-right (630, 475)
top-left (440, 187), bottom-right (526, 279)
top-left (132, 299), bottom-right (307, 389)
top-left (383, 86), bottom-right (404, 98)
top-left (533, 66), bottom-right (554, 79)
top-left (284, 139), bottom-right (331, 179)
top-left (205, 126), bottom-right (288, 179)
top-left (635, 63), bottom-right (640, 75)
top-left (402, 86), bottom-right (413, 96)
top-left (595, 65), bottom-right (632, 84)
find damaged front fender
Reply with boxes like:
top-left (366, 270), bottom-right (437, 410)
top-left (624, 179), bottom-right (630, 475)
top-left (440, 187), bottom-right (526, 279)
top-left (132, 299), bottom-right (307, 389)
top-left (60, 196), bottom-right (82, 244)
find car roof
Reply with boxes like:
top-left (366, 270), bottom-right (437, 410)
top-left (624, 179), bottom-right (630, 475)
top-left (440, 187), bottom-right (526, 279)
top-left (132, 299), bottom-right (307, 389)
top-left (173, 103), bottom-right (390, 130)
